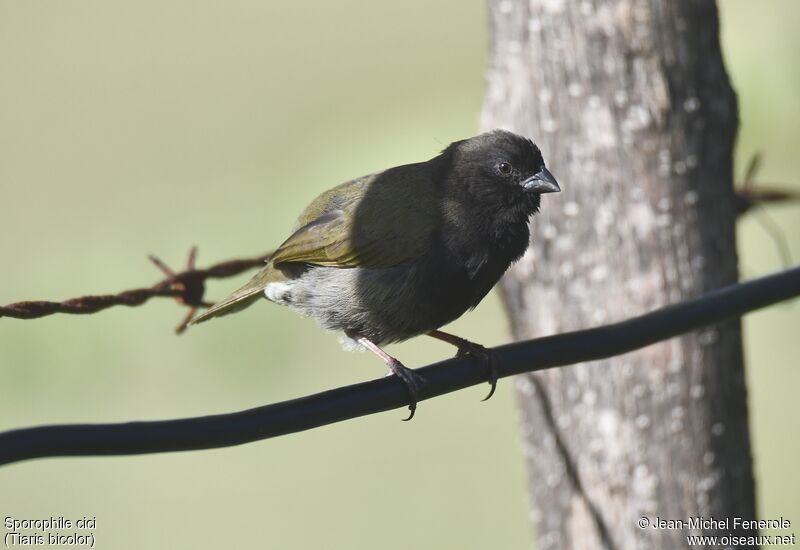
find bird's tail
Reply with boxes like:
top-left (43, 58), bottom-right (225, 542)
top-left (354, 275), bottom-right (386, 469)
top-left (190, 265), bottom-right (279, 325)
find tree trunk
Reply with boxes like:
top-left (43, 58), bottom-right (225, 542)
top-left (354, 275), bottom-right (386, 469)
top-left (481, 1), bottom-right (756, 548)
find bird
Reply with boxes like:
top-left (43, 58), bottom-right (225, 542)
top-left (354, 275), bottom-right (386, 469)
top-left (190, 130), bottom-right (560, 419)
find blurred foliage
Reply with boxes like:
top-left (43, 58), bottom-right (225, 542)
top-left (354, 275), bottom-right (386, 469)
top-left (0, 1), bottom-right (797, 548)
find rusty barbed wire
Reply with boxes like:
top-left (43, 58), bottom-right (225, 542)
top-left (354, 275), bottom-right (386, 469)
top-left (0, 247), bottom-right (273, 332)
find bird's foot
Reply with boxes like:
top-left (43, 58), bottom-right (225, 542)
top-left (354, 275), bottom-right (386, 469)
top-left (454, 341), bottom-right (499, 401)
top-left (427, 330), bottom-right (499, 401)
top-left (386, 359), bottom-right (426, 421)
top-left (352, 333), bottom-right (426, 420)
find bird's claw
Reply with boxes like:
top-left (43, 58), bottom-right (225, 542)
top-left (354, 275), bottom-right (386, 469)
top-left (387, 359), bottom-right (426, 421)
top-left (456, 343), bottom-right (499, 401)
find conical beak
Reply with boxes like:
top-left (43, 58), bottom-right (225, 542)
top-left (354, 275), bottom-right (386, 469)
top-left (521, 167), bottom-right (560, 193)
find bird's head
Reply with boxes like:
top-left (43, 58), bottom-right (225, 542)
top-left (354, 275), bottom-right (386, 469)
top-left (440, 129), bottom-right (560, 220)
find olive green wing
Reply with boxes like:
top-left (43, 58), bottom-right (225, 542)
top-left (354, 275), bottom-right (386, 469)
top-left (190, 164), bottom-right (437, 326)
top-left (270, 165), bottom-right (438, 269)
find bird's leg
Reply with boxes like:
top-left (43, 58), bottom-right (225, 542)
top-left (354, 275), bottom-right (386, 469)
top-left (351, 334), bottom-right (425, 421)
top-left (428, 330), bottom-right (499, 401)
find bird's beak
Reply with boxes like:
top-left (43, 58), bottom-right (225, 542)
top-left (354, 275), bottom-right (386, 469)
top-left (521, 167), bottom-right (560, 194)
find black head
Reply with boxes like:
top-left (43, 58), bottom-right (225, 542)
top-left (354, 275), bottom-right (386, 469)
top-left (439, 130), bottom-right (559, 220)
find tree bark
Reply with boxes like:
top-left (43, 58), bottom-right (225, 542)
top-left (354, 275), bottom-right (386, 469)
top-left (481, 1), bottom-right (756, 548)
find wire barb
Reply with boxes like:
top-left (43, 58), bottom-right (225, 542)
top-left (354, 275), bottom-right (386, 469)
top-left (735, 151), bottom-right (800, 215)
top-left (734, 152), bottom-right (800, 267)
top-left (148, 246), bottom-right (210, 333)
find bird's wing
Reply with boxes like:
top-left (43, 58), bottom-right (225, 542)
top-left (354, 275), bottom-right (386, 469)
top-left (190, 165), bottom-right (438, 326)
top-left (270, 166), bottom-right (439, 268)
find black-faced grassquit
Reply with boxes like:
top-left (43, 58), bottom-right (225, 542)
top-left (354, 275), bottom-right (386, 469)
top-left (191, 130), bottom-right (560, 418)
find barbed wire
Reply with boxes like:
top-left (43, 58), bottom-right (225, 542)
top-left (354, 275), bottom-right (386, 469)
top-left (0, 247), bottom-right (272, 332)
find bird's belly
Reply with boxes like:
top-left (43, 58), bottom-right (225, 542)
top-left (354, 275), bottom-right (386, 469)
top-left (270, 264), bottom-right (475, 345)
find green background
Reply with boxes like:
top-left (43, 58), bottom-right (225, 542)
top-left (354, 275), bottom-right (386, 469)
top-left (1, 1), bottom-right (798, 548)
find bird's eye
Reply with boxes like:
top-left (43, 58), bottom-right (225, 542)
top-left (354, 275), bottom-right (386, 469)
top-left (497, 162), bottom-right (513, 175)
